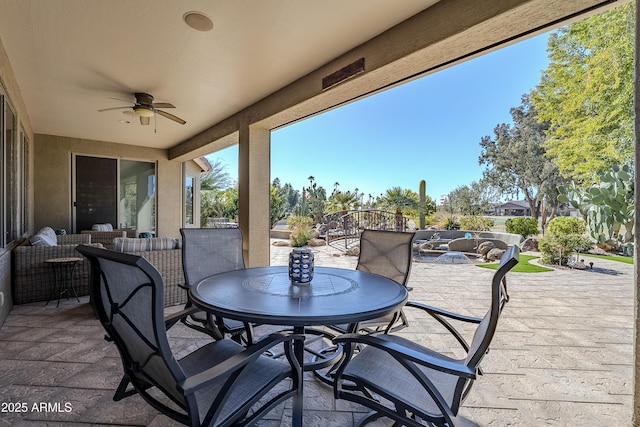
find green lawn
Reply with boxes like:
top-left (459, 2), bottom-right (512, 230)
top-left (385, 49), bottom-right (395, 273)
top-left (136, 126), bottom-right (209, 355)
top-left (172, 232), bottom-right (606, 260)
top-left (582, 253), bottom-right (634, 264)
top-left (476, 254), bottom-right (554, 272)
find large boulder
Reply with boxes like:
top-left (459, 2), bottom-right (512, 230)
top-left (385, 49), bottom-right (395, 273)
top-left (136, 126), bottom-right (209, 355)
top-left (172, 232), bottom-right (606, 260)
top-left (567, 258), bottom-right (587, 270)
top-left (486, 248), bottom-right (506, 261)
top-left (477, 241), bottom-right (496, 256)
top-left (345, 245), bottom-right (360, 257)
top-left (419, 242), bottom-right (435, 252)
top-left (308, 238), bottom-right (326, 247)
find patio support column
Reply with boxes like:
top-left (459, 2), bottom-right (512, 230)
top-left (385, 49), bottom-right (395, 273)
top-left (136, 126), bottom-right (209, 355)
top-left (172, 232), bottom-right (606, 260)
top-left (238, 124), bottom-right (271, 267)
top-left (634, 3), bottom-right (640, 425)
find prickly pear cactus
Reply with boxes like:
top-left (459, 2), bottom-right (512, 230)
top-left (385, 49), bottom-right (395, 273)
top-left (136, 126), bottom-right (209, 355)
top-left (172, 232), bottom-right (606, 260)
top-left (559, 165), bottom-right (633, 250)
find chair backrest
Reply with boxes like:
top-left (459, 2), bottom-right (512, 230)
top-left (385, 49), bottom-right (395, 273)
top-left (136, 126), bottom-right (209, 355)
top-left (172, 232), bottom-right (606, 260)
top-left (76, 244), bottom-right (188, 409)
top-left (356, 229), bottom-right (415, 286)
top-left (180, 228), bottom-right (245, 289)
top-left (465, 245), bottom-right (519, 370)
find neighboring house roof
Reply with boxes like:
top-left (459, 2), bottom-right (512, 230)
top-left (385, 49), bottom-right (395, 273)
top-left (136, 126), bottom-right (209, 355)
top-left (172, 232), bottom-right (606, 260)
top-left (494, 200), bottom-right (531, 210)
top-left (193, 157), bottom-right (213, 173)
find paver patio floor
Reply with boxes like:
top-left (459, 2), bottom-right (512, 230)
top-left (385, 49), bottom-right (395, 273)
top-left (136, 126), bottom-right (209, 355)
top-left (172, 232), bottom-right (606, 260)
top-left (0, 241), bottom-right (633, 426)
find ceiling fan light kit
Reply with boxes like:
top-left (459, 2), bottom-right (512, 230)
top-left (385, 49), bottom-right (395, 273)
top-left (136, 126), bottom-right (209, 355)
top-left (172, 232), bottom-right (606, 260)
top-left (98, 92), bottom-right (186, 127)
top-left (133, 106), bottom-right (155, 118)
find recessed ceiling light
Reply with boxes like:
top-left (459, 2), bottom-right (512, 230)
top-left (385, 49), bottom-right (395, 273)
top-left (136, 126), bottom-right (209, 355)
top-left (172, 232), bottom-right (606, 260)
top-left (183, 11), bottom-right (213, 32)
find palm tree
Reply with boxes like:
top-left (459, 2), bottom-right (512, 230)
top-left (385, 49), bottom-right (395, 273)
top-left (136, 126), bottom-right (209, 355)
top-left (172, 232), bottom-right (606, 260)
top-left (327, 190), bottom-right (359, 212)
top-left (380, 187), bottom-right (420, 214)
top-left (380, 187), bottom-right (420, 230)
top-left (201, 158), bottom-right (233, 191)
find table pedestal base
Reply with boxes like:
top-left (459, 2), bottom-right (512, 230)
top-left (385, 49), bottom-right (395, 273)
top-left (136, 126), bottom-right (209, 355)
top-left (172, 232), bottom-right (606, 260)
top-left (45, 258), bottom-right (82, 308)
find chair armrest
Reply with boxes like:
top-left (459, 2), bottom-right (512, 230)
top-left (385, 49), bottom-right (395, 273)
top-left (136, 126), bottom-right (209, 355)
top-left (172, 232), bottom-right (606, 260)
top-left (178, 332), bottom-right (304, 395)
top-left (334, 333), bottom-right (476, 379)
top-left (405, 301), bottom-right (482, 354)
top-left (164, 306), bottom-right (200, 330)
top-left (406, 301), bottom-right (482, 324)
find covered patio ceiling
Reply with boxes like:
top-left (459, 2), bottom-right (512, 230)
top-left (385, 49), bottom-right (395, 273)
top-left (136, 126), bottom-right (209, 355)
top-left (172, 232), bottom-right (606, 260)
top-left (0, 0), bottom-right (626, 158)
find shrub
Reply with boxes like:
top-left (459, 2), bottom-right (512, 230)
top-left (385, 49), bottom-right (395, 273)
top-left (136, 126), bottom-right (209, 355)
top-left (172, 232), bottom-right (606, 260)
top-left (546, 216), bottom-right (586, 235)
top-left (287, 215), bottom-right (314, 229)
top-left (444, 216), bottom-right (460, 230)
top-left (423, 214), bottom-right (435, 227)
top-left (539, 233), bottom-right (593, 265)
top-left (505, 217), bottom-right (539, 238)
top-left (459, 215), bottom-right (494, 231)
top-left (289, 225), bottom-right (314, 247)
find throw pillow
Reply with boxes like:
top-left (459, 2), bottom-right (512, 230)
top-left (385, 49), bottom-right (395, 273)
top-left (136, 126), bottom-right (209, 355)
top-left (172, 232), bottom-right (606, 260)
top-left (92, 223), bottom-right (113, 231)
top-left (148, 237), bottom-right (178, 251)
top-left (112, 238), bottom-right (150, 253)
top-left (29, 226), bottom-right (57, 246)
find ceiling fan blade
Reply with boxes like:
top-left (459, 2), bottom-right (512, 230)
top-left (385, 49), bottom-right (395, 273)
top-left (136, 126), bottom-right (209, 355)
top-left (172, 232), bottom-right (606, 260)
top-left (152, 102), bottom-right (175, 109)
top-left (156, 109), bottom-right (186, 125)
top-left (140, 116), bottom-right (151, 126)
top-left (98, 106), bottom-right (131, 112)
top-left (109, 96), bottom-right (134, 103)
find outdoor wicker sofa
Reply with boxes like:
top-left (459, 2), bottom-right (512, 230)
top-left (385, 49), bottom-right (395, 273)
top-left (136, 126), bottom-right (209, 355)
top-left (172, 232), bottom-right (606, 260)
top-left (13, 234), bottom-right (187, 307)
top-left (80, 229), bottom-right (135, 249)
top-left (12, 233), bottom-right (102, 304)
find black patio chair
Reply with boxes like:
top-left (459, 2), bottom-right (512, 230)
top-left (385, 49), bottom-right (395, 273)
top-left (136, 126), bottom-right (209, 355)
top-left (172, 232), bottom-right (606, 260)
top-left (76, 244), bottom-right (302, 427)
top-left (352, 229), bottom-right (416, 333)
top-left (333, 245), bottom-right (519, 427)
top-left (180, 228), bottom-right (254, 344)
top-left (324, 229), bottom-right (415, 337)
top-left (313, 229), bottom-right (415, 384)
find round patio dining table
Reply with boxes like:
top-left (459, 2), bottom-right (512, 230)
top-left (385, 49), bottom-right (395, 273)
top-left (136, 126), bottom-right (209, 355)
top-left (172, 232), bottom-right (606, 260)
top-left (189, 265), bottom-right (408, 427)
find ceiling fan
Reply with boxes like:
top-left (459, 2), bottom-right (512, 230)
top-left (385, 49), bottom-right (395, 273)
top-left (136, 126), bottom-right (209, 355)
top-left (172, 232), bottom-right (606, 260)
top-left (98, 92), bottom-right (186, 125)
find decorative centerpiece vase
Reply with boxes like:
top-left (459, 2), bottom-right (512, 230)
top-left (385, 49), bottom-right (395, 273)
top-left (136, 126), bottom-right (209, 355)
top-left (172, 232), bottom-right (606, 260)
top-left (288, 247), bottom-right (314, 284)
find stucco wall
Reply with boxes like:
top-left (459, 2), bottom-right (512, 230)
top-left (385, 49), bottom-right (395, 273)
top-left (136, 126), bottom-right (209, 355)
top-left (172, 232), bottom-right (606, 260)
top-left (183, 161), bottom-right (203, 228)
top-left (34, 134), bottom-right (185, 238)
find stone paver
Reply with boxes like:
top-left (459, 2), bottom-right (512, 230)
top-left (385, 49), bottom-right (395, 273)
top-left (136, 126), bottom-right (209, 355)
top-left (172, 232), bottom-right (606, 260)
top-left (0, 240), bottom-right (632, 426)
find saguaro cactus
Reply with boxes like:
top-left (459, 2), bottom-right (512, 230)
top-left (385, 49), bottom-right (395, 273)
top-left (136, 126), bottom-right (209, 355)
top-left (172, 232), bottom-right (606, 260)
top-left (419, 180), bottom-right (426, 230)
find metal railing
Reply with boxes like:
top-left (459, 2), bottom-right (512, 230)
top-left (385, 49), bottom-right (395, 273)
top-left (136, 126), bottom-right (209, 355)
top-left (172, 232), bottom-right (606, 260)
top-left (320, 210), bottom-right (408, 251)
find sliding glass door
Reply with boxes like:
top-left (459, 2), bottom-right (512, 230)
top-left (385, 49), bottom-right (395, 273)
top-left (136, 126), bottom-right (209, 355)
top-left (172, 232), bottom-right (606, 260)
top-left (74, 155), bottom-right (156, 233)
top-left (120, 159), bottom-right (156, 233)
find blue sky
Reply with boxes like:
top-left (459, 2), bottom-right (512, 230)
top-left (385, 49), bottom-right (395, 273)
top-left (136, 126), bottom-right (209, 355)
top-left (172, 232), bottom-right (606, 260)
top-left (208, 31), bottom-right (552, 202)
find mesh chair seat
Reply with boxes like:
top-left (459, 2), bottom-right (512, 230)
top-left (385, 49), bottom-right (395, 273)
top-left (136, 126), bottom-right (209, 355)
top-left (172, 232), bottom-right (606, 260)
top-left (339, 333), bottom-right (459, 417)
top-left (333, 246), bottom-right (520, 427)
top-left (76, 244), bottom-right (302, 427)
top-left (179, 339), bottom-right (291, 423)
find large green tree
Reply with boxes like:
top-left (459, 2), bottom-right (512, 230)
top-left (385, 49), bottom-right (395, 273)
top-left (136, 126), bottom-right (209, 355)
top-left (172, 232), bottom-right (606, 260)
top-left (447, 180), bottom-right (496, 216)
top-left (479, 95), bottom-right (564, 222)
top-left (200, 158), bottom-right (237, 225)
top-left (531, 3), bottom-right (634, 182)
top-left (201, 158), bottom-right (234, 191)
